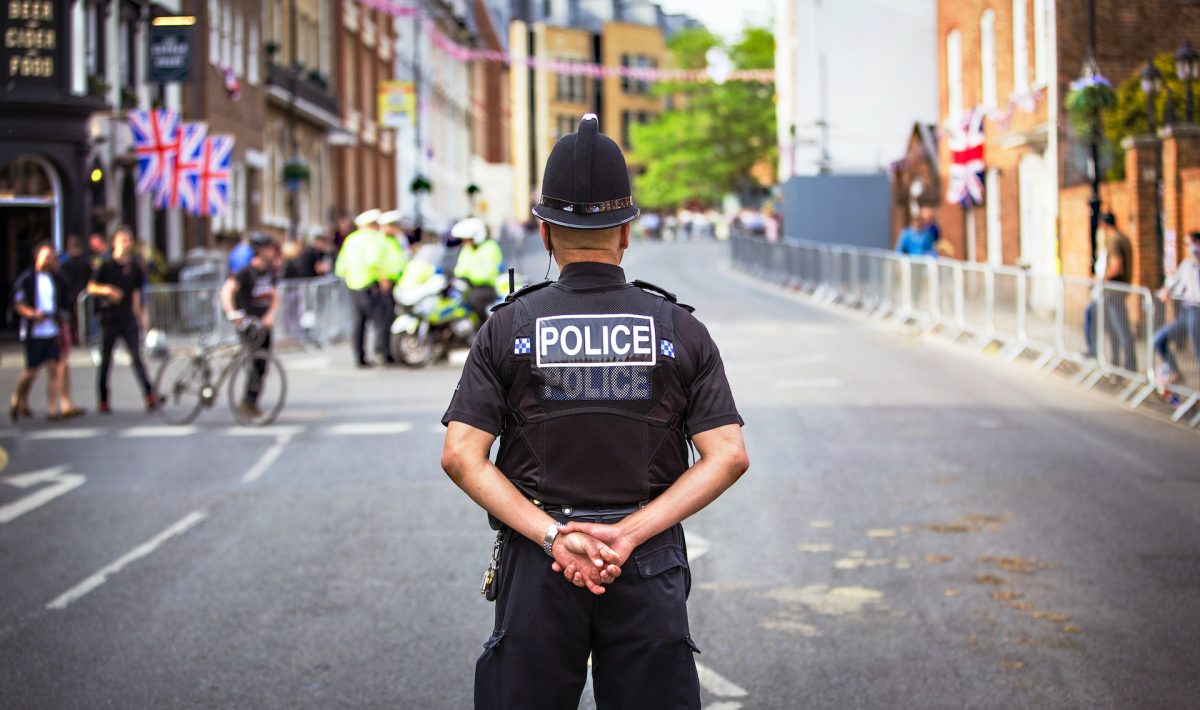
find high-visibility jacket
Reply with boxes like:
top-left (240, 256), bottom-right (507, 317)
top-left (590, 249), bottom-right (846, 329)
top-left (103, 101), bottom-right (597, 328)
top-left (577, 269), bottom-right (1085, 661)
top-left (335, 229), bottom-right (388, 290)
top-left (454, 238), bottom-right (503, 288)
top-left (380, 235), bottom-right (409, 282)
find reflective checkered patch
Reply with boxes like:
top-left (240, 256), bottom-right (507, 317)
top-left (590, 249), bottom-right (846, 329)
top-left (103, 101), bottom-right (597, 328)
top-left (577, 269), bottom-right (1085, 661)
top-left (514, 337), bottom-right (531, 355)
top-left (660, 339), bottom-right (675, 358)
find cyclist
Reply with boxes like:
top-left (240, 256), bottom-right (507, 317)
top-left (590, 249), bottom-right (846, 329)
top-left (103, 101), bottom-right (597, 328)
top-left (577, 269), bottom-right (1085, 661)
top-left (451, 217), bottom-right (503, 323)
top-left (220, 232), bottom-right (280, 420)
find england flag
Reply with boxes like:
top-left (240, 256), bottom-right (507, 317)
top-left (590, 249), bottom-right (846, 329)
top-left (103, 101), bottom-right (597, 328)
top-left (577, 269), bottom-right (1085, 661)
top-left (155, 121), bottom-right (208, 211)
top-left (128, 109), bottom-right (179, 196)
top-left (190, 135), bottom-right (235, 218)
top-left (946, 108), bottom-right (986, 208)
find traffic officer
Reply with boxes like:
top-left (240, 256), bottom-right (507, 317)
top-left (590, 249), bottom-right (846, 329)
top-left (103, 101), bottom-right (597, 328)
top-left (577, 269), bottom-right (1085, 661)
top-left (451, 217), bottom-right (504, 323)
top-left (440, 114), bottom-right (749, 710)
top-left (334, 209), bottom-right (394, 366)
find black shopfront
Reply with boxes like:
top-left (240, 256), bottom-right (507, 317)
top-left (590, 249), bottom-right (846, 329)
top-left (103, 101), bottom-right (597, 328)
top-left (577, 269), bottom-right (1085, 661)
top-left (1, 0), bottom-right (104, 332)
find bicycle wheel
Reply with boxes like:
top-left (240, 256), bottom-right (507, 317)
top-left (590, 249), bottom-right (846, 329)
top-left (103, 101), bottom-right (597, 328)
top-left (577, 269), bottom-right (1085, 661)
top-left (227, 349), bottom-right (287, 427)
top-left (154, 354), bottom-right (207, 425)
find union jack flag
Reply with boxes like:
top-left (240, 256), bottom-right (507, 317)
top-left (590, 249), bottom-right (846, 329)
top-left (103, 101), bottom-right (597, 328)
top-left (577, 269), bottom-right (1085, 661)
top-left (189, 135), bottom-right (235, 218)
top-left (128, 109), bottom-right (179, 196)
top-left (155, 121), bottom-right (208, 211)
top-left (946, 108), bottom-right (986, 207)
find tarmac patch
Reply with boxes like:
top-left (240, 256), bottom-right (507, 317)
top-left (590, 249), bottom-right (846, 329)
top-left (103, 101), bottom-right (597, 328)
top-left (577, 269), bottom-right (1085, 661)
top-left (765, 584), bottom-right (884, 616)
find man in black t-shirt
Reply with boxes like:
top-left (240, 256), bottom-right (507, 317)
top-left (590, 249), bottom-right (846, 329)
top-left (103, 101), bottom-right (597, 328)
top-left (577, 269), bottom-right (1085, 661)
top-left (87, 226), bottom-right (156, 413)
top-left (221, 233), bottom-right (280, 419)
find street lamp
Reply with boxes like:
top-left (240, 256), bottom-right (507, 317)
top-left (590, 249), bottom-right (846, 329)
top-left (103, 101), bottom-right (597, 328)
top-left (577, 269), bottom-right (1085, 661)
top-left (1141, 59), bottom-right (1166, 286)
top-left (1141, 60), bottom-right (1163, 134)
top-left (1176, 40), bottom-right (1199, 122)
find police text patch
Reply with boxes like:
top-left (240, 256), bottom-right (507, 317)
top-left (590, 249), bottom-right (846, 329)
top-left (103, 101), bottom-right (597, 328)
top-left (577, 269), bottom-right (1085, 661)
top-left (535, 314), bottom-right (656, 368)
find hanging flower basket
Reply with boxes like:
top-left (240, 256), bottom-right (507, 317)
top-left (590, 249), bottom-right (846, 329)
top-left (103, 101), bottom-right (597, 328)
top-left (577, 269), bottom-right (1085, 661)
top-left (410, 175), bottom-right (432, 194)
top-left (282, 159), bottom-right (311, 193)
top-left (1065, 74), bottom-right (1116, 140)
top-left (307, 69), bottom-right (330, 91)
top-left (265, 41), bottom-right (280, 57)
top-left (466, 183), bottom-right (481, 197)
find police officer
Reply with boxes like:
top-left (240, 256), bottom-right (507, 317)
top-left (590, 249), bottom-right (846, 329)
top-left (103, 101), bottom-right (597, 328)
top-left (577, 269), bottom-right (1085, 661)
top-left (334, 209), bottom-right (394, 367)
top-left (440, 115), bottom-right (749, 710)
top-left (451, 217), bottom-right (504, 323)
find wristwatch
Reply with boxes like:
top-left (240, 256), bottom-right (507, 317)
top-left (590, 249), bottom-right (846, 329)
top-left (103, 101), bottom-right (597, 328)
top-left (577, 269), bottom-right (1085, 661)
top-left (543, 522), bottom-right (565, 557)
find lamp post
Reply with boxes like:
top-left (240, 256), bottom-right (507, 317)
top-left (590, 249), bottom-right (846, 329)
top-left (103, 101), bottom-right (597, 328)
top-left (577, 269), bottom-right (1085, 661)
top-left (1141, 60), bottom-right (1163, 135)
top-left (1177, 40), bottom-right (1199, 123)
top-left (1142, 59), bottom-right (1165, 285)
top-left (1085, 0), bottom-right (1101, 268)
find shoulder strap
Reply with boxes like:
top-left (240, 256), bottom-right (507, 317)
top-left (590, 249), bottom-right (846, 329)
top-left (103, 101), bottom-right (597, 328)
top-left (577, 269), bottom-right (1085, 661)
top-left (633, 279), bottom-right (695, 313)
top-left (491, 279), bottom-right (554, 312)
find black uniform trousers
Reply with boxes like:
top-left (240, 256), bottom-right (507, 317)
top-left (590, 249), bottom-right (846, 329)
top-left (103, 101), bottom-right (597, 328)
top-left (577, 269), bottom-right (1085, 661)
top-left (349, 286), bottom-right (391, 364)
top-left (476, 517), bottom-right (701, 710)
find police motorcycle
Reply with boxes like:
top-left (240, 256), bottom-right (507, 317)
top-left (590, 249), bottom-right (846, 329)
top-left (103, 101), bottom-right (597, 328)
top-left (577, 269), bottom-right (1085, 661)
top-left (388, 243), bottom-right (515, 367)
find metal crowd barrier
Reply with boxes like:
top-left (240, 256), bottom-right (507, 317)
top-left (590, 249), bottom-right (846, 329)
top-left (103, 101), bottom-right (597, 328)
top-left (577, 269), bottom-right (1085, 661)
top-left (76, 275), bottom-right (352, 351)
top-left (729, 235), bottom-right (1200, 428)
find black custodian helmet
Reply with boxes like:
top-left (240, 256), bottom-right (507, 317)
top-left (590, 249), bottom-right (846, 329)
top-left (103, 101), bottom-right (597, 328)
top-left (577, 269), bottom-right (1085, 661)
top-left (532, 114), bottom-right (640, 230)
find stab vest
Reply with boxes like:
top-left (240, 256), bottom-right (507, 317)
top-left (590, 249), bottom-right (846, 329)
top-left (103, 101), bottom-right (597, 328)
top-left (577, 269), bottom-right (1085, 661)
top-left (495, 280), bottom-right (692, 505)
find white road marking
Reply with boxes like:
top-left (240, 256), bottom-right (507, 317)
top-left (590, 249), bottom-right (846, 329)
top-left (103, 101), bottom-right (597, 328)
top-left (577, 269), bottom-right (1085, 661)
top-left (223, 425), bottom-right (305, 437)
top-left (27, 428), bottom-right (103, 440)
top-left (705, 703), bottom-right (743, 710)
top-left (119, 425), bottom-right (198, 438)
top-left (0, 466), bottom-right (87, 524)
top-left (695, 661), bottom-right (749, 699)
top-left (240, 432), bottom-right (295, 485)
top-left (430, 424), bottom-right (447, 434)
top-left (687, 532), bottom-right (712, 562)
top-left (326, 422), bottom-right (413, 436)
top-left (285, 357), bottom-right (331, 371)
top-left (776, 377), bottom-right (842, 389)
top-left (46, 510), bottom-right (208, 611)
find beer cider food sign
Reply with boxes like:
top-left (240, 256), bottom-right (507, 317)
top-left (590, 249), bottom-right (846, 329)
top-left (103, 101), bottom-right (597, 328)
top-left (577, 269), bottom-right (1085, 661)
top-left (2, 1), bottom-right (63, 90)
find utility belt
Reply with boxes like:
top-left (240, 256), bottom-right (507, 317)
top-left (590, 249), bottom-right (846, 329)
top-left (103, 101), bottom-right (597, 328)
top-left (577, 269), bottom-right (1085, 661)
top-left (480, 499), bottom-right (648, 601)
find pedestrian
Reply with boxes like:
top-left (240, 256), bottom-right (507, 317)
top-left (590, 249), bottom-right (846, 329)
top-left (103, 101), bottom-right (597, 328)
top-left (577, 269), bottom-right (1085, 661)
top-left (440, 114), bottom-right (750, 710)
top-left (451, 217), bottom-right (503, 324)
top-left (220, 233), bottom-right (280, 420)
top-left (9, 240), bottom-right (84, 421)
top-left (286, 233), bottom-right (333, 279)
top-left (896, 214), bottom-right (937, 257)
top-left (1153, 231), bottom-right (1200, 386)
top-left (334, 209), bottom-right (394, 367)
top-left (1084, 212), bottom-right (1136, 371)
top-left (59, 234), bottom-right (93, 341)
top-left (88, 226), bottom-right (157, 414)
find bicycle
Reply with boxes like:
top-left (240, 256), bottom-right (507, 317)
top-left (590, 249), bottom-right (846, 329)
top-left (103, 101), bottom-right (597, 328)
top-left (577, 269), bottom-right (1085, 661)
top-left (153, 318), bottom-right (288, 427)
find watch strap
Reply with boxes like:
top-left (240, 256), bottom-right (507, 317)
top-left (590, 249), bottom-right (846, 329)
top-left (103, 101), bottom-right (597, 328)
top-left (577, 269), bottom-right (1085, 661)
top-left (543, 522), bottom-right (565, 557)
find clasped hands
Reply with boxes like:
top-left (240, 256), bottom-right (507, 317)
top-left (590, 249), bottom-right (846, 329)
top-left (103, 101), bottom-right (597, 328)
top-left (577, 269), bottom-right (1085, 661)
top-left (549, 522), bottom-right (636, 596)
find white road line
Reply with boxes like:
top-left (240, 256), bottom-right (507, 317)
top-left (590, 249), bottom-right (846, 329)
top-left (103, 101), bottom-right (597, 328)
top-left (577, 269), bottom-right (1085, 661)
top-left (27, 428), bottom-right (104, 440)
top-left (119, 425), bottom-right (198, 438)
top-left (430, 423), bottom-right (447, 435)
top-left (325, 422), bottom-right (413, 436)
top-left (45, 510), bottom-right (208, 611)
top-left (223, 425), bottom-right (305, 438)
top-left (705, 703), bottom-right (743, 710)
top-left (695, 662), bottom-right (749, 699)
top-left (0, 466), bottom-right (87, 524)
top-left (776, 377), bottom-right (842, 389)
top-left (241, 433), bottom-right (294, 485)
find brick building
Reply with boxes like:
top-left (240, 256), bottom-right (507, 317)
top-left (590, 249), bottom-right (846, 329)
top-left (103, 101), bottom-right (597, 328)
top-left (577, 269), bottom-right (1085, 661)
top-left (334, 0), bottom-right (396, 220)
top-left (932, 0), bottom-right (1200, 287)
top-left (508, 0), bottom-right (699, 223)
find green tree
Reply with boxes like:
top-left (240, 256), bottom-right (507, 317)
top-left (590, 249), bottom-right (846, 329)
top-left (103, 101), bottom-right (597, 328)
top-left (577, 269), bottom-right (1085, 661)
top-left (628, 27), bottom-right (777, 210)
top-left (1101, 53), bottom-right (1191, 181)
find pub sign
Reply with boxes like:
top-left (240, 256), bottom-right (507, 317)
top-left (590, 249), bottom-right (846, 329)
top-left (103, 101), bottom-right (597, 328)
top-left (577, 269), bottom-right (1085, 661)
top-left (1, 0), bottom-right (66, 92)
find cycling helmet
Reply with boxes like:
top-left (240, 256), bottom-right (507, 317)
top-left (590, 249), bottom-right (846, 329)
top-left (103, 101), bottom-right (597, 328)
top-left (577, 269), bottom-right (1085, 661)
top-left (248, 232), bottom-right (274, 253)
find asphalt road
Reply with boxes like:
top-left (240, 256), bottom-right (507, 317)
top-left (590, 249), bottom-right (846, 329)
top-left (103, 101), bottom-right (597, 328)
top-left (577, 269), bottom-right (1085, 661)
top-left (1, 240), bottom-right (1197, 710)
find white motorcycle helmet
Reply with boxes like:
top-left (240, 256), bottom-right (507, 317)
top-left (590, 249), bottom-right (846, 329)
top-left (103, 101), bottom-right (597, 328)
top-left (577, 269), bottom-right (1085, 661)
top-left (450, 217), bottom-right (487, 243)
top-left (144, 328), bottom-right (170, 359)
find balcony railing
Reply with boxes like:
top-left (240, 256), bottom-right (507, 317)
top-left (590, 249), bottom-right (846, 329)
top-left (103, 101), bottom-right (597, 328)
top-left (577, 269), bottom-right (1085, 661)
top-left (266, 61), bottom-right (339, 118)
